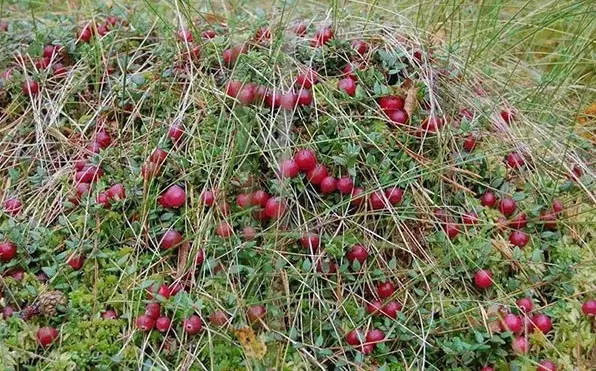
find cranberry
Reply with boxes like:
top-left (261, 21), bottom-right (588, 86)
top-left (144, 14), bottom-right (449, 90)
top-left (0, 241), bottom-right (17, 262)
top-left (200, 189), bottom-right (215, 206)
top-left (319, 176), bottom-right (337, 194)
top-left (237, 83), bottom-right (255, 105)
top-left (160, 229), bottom-right (183, 249)
top-left (306, 164), bottom-right (328, 185)
top-left (251, 190), bottom-right (270, 207)
top-left (158, 185), bottom-right (186, 208)
top-left (36, 327), bottom-right (59, 347)
top-left (499, 198), bottom-right (517, 217)
top-left (462, 211), bottom-right (479, 225)
top-left (96, 192), bottom-right (111, 208)
top-left (107, 184), bottom-right (126, 200)
top-left (421, 116), bottom-right (444, 133)
top-left (350, 187), bottom-right (366, 207)
top-left (582, 300), bottom-right (596, 316)
top-left (501, 313), bottom-right (523, 334)
top-left (195, 248), bottom-right (205, 265)
top-left (500, 109), bottom-right (516, 124)
top-left (210, 310), bottom-right (229, 326)
top-left (506, 152), bottom-right (525, 168)
top-left (552, 199), bottom-right (564, 214)
top-left (215, 222), bottom-right (234, 238)
top-left (280, 90), bottom-right (298, 110)
top-left (145, 303), bottom-right (161, 319)
top-left (540, 212), bottom-right (557, 231)
top-left (295, 69), bottom-right (318, 89)
top-left (136, 314), bottom-right (155, 332)
top-left (509, 213), bottom-right (527, 229)
top-left (338, 78), bottom-right (356, 96)
top-left (264, 197), bottom-right (286, 220)
top-left (463, 133), bottom-right (479, 152)
top-left (369, 191), bottom-right (387, 210)
top-left (2, 306), bottom-right (15, 319)
top-left (366, 299), bottom-right (383, 315)
top-left (537, 360), bottom-right (556, 371)
top-left (300, 233), bottom-right (321, 251)
top-left (183, 315), bottom-right (203, 334)
top-left (280, 159), bottom-right (300, 178)
top-left (242, 226), bottom-right (257, 240)
top-left (168, 124), bottom-right (184, 142)
top-left (480, 191), bottom-right (497, 208)
top-left (150, 148), bottom-right (168, 164)
top-left (443, 223), bottom-right (460, 240)
top-left (511, 336), bottom-right (529, 354)
top-left (385, 187), bottom-right (404, 205)
top-left (296, 88), bottom-right (313, 106)
top-left (247, 305), bottom-right (266, 325)
top-left (480, 366), bottom-right (495, 371)
top-left (365, 328), bottom-right (385, 345)
top-left (155, 316), bottom-right (172, 332)
top-left (67, 254), bottom-right (85, 270)
top-left (202, 29), bottom-right (216, 39)
top-left (337, 177), bottom-right (354, 194)
top-left (22, 80), bottom-right (39, 96)
top-left (531, 313), bottom-right (552, 334)
top-left (346, 244), bottom-right (368, 264)
top-left (377, 281), bottom-right (395, 299)
top-left (381, 300), bottom-right (401, 319)
top-left (294, 149), bottom-right (317, 171)
top-left (102, 310), bottom-right (118, 319)
top-left (378, 96), bottom-right (405, 112)
top-left (474, 269), bottom-right (493, 289)
top-left (293, 23), bottom-right (307, 36)
top-left (351, 40), bottom-right (368, 55)
top-left (517, 297), bottom-right (534, 313)
top-left (509, 230), bottom-right (529, 248)
top-left (225, 80), bottom-right (243, 98)
top-left (387, 110), bottom-right (409, 126)
top-left (346, 329), bottom-right (362, 346)
top-left (311, 27), bottom-right (334, 47)
top-left (177, 29), bottom-right (193, 43)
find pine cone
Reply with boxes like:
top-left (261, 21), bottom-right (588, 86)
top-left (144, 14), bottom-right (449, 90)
top-left (38, 290), bottom-right (67, 317)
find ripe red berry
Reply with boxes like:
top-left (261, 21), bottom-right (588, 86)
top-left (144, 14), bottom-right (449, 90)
top-left (168, 124), bottom-right (184, 142)
top-left (443, 223), bottom-right (460, 240)
top-left (311, 27), bottom-right (334, 47)
top-left (107, 184), bottom-right (126, 200)
top-left (155, 316), bottom-right (172, 332)
top-left (463, 133), bottom-right (479, 152)
top-left (462, 211), bottom-right (479, 225)
top-left (242, 226), bottom-right (257, 240)
top-left (280, 159), bottom-right (300, 178)
top-left (237, 84), bottom-right (256, 105)
top-left (296, 88), bottom-right (313, 106)
top-left (480, 191), bottom-right (497, 208)
top-left (2, 306), bottom-right (15, 319)
top-left (292, 23), bottom-right (307, 36)
top-left (480, 366), bottom-right (494, 371)
top-left (3, 198), bottom-right (22, 216)
top-left (79, 27), bottom-right (92, 43)
top-left (552, 199), bottom-right (564, 214)
top-left (342, 63), bottom-right (359, 81)
top-left (215, 222), bottom-right (234, 238)
top-left (506, 152), bottom-right (525, 168)
top-left (0, 241), bottom-right (17, 262)
top-left (225, 80), bottom-right (243, 98)
top-left (237, 193), bottom-right (252, 208)
top-left (582, 300), bottom-right (596, 316)
top-left (511, 336), bottom-right (529, 354)
top-left (387, 110), bottom-right (409, 126)
top-left (136, 314), bottom-right (155, 332)
top-left (202, 29), bottom-right (216, 39)
top-left (351, 40), bottom-right (369, 55)
top-left (381, 300), bottom-right (401, 319)
top-left (531, 313), bottom-right (552, 334)
top-left (210, 310), bottom-right (229, 326)
top-left (316, 259), bottom-right (338, 274)
top-left (346, 244), bottom-right (368, 264)
top-left (264, 197), bottom-right (286, 220)
top-left (251, 190), bottom-right (270, 207)
top-left (159, 185), bottom-right (186, 208)
top-left (421, 116), bottom-right (443, 133)
top-left (183, 315), bottom-right (203, 334)
top-left (199, 189), bottom-right (215, 206)
top-left (378, 96), bottom-right (405, 113)
top-left (369, 191), bottom-right (387, 210)
top-left (499, 198), bottom-right (517, 217)
top-left (501, 313), bottom-right (523, 334)
top-left (474, 269), bottom-right (493, 289)
top-left (346, 329), bottom-right (362, 346)
top-left (385, 187), bottom-right (404, 205)
top-left (52, 63), bottom-right (66, 77)
top-left (517, 297), bottom-right (534, 313)
top-left (366, 299), bottom-right (383, 315)
top-left (102, 310), bottom-right (118, 319)
top-left (509, 230), bottom-right (529, 248)
top-left (300, 233), bottom-right (321, 251)
top-left (350, 187), bottom-right (366, 207)
top-left (338, 77), bottom-right (356, 96)
top-left (540, 212), bottom-right (557, 231)
top-left (376, 281), bottom-right (395, 299)
top-left (67, 254), bottom-right (85, 270)
top-left (150, 148), bottom-right (168, 165)
top-left (36, 327), bottom-right (59, 347)
top-left (177, 29), bottom-right (193, 43)
top-left (22, 80), bottom-right (39, 96)
top-left (295, 69), bottom-right (318, 89)
top-left (280, 90), bottom-right (298, 110)
top-left (160, 229), bottom-right (183, 250)
top-left (247, 305), bottom-right (266, 325)
top-left (294, 149), bottom-right (317, 171)
top-left (195, 248), bottom-right (205, 265)
top-left (537, 360), bottom-right (556, 371)
top-left (306, 164), bottom-right (328, 185)
top-left (337, 177), bottom-right (355, 194)
top-left (319, 176), bottom-right (337, 194)
top-left (500, 109), bottom-right (516, 124)
top-left (365, 328), bottom-right (385, 345)
top-left (509, 213), bottom-right (527, 229)
top-left (145, 303), bottom-right (161, 319)
top-left (96, 192), bottom-right (111, 208)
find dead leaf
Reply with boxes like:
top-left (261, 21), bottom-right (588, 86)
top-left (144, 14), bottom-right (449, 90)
top-left (233, 327), bottom-right (267, 360)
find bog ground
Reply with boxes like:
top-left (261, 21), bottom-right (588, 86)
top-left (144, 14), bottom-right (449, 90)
top-left (0, 1), bottom-right (594, 370)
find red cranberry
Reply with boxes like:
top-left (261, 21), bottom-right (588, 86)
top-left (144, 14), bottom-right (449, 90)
top-left (462, 211), bottom-right (479, 225)
top-left (160, 229), bottom-right (183, 250)
top-left (280, 90), bottom-right (298, 110)
top-left (337, 177), bottom-right (354, 194)
top-left (511, 336), bottom-right (529, 354)
top-left (183, 315), bottom-right (203, 334)
top-left (506, 152), bottom-right (525, 168)
top-left (215, 222), bottom-right (234, 238)
top-left (480, 191), bottom-right (497, 207)
top-left (319, 176), bottom-right (337, 194)
top-left (385, 187), bottom-right (404, 205)
top-left (210, 310), bottom-right (229, 326)
top-left (280, 159), bottom-right (300, 178)
top-left (168, 124), bottom-right (184, 142)
top-left (346, 244), bottom-right (368, 264)
top-left (537, 360), bottom-right (556, 371)
top-left (365, 328), bottom-right (385, 345)
top-left (421, 116), bottom-right (444, 133)
top-left (443, 223), bottom-right (460, 240)
top-left (509, 230), bottom-right (529, 248)
top-left (159, 185), bottom-right (186, 208)
top-left (474, 269), bottom-right (493, 289)
top-left (294, 149), bottom-right (317, 171)
top-left (36, 327), bottom-right (59, 347)
top-left (177, 29), bottom-right (193, 43)
top-left (242, 226), bottom-right (257, 241)
top-left (552, 199), bottom-right (564, 214)
top-left (306, 164), bottom-right (328, 185)
top-left (517, 297), bottom-right (534, 313)
top-left (96, 192), bottom-right (111, 208)
top-left (501, 313), bottom-right (523, 334)
top-left (237, 83), bottom-right (256, 105)
top-left (247, 305), bottom-right (266, 325)
top-left (381, 300), bottom-right (401, 319)
top-left (251, 190), bottom-right (270, 207)
top-left (366, 299), bottom-right (383, 315)
top-left (300, 233), bottom-right (321, 251)
top-left (500, 109), bottom-right (516, 124)
top-left (351, 40), bottom-right (368, 55)
top-left (463, 133), bottom-right (479, 152)
top-left (346, 329), bottom-right (362, 346)
top-left (378, 96), bottom-right (405, 112)
top-left (338, 78), bottom-right (356, 96)
top-left (376, 281), bottom-right (395, 299)
top-left (199, 189), bottom-right (215, 207)
top-left (369, 191), bottom-right (387, 210)
top-left (311, 27), bottom-right (334, 47)
top-left (67, 254), bottom-right (85, 270)
top-left (264, 197), bottom-right (286, 220)
top-left (136, 314), bottom-right (155, 332)
top-left (350, 187), bottom-right (366, 207)
top-left (155, 316), bottom-right (172, 332)
top-left (582, 300), bottom-right (596, 316)
top-left (531, 313), bottom-right (552, 334)
top-left (296, 88), bottom-right (313, 106)
top-left (0, 241), bottom-right (17, 262)
top-left (499, 198), bottom-right (517, 217)
top-left (107, 184), bottom-right (126, 200)
top-left (22, 80), bottom-right (39, 96)
top-left (102, 310), bottom-right (118, 319)
top-left (295, 69), bottom-right (318, 89)
top-left (145, 303), bottom-right (161, 319)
